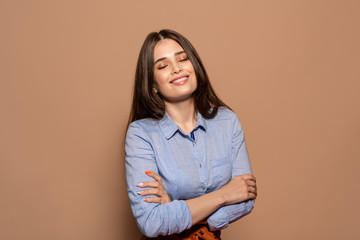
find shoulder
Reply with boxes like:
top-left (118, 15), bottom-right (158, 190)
top-left (210, 106), bottom-right (239, 122)
top-left (128, 118), bottom-right (158, 129)
top-left (202, 107), bottom-right (240, 130)
top-left (126, 118), bottom-right (160, 139)
top-left (208, 107), bottom-right (244, 132)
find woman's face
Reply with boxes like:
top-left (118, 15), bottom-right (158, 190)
top-left (153, 39), bottom-right (197, 103)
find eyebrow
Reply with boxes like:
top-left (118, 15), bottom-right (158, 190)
top-left (154, 51), bottom-right (186, 65)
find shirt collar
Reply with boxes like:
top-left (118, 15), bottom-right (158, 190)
top-left (158, 111), bottom-right (207, 140)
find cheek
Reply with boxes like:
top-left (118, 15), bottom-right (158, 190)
top-left (154, 71), bottom-right (169, 85)
top-left (185, 63), bottom-right (196, 75)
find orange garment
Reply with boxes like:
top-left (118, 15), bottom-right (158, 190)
top-left (139, 224), bottom-right (221, 240)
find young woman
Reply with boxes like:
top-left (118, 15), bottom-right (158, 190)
top-left (125, 29), bottom-right (257, 240)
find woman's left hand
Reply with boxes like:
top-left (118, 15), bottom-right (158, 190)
top-left (137, 171), bottom-right (171, 203)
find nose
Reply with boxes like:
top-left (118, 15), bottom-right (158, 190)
top-left (171, 62), bottom-right (182, 75)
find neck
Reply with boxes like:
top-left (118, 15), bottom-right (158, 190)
top-left (165, 98), bottom-right (197, 134)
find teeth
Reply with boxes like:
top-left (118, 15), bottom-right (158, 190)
top-left (172, 77), bottom-right (187, 84)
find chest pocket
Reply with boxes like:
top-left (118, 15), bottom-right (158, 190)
top-left (209, 155), bottom-right (232, 190)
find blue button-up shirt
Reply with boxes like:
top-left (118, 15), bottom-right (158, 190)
top-left (125, 107), bottom-right (254, 237)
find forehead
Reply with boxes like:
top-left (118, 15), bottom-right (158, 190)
top-left (153, 39), bottom-right (184, 60)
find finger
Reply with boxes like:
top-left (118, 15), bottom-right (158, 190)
top-left (248, 186), bottom-right (257, 194)
top-left (239, 174), bottom-right (255, 180)
top-left (249, 186), bottom-right (258, 196)
top-left (144, 197), bottom-right (163, 203)
top-left (246, 179), bottom-right (256, 187)
top-left (137, 181), bottom-right (159, 188)
top-left (138, 188), bottom-right (161, 196)
top-left (145, 171), bottom-right (162, 182)
top-left (248, 192), bottom-right (257, 199)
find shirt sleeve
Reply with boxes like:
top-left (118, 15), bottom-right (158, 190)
top-left (206, 113), bottom-right (255, 231)
top-left (125, 122), bottom-right (193, 238)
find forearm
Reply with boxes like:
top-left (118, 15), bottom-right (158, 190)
top-left (187, 174), bottom-right (256, 228)
top-left (207, 200), bottom-right (254, 231)
top-left (185, 189), bottom-right (226, 225)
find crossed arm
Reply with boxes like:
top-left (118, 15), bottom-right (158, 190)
top-left (126, 113), bottom-right (256, 237)
top-left (136, 114), bottom-right (257, 229)
top-left (138, 171), bottom-right (257, 227)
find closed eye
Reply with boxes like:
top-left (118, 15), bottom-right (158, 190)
top-left (178, 53), bottom-right (189, 62)
top-left (158, 65), bottom-right (167, 70)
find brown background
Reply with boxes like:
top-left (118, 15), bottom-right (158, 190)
top-left (1, 0), bottom-right (360, 239)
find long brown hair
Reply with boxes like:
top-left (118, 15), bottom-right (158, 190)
top-left (128, 29), bottom-right (230, 126)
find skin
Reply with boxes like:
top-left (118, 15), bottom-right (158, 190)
top-left (138, 172), bottom-right (257, 225)
top-left (138, 38), bottom-right (258, 226)
top-left (137, 171), bottom-right (171, 203)
top-left (153, 39), bottom-right (197, 104)
top-left (153, 39), bottom-right (198, 134)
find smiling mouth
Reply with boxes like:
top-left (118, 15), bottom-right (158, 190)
top-left (170, 76), bottom-right (188, 85)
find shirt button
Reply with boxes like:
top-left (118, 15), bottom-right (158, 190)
top-left (202, 186), bottom-right (206, 191)
top-left (199, 163), bottom-right (202, 168)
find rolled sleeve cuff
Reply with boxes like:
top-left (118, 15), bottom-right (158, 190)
top-left (207, 200), bottom-right (254, 231)
top-left (137, 200), bottom-right (193, 238)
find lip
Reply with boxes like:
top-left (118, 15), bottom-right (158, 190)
top-left (169, 75), bottom-right (189, 85)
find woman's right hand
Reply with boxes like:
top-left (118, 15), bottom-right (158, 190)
top-left (219, 174), bottom-right (257, 205)
top-left (137, 171), bottom-right (171, 204)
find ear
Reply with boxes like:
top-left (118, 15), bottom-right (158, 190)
top-left (153, 87), bottom-right (158, 94)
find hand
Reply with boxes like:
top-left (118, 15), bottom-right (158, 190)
top-left (137, 171), bottom-right (171, 203)
top-left (219, 174), bottom-right (257, 205)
